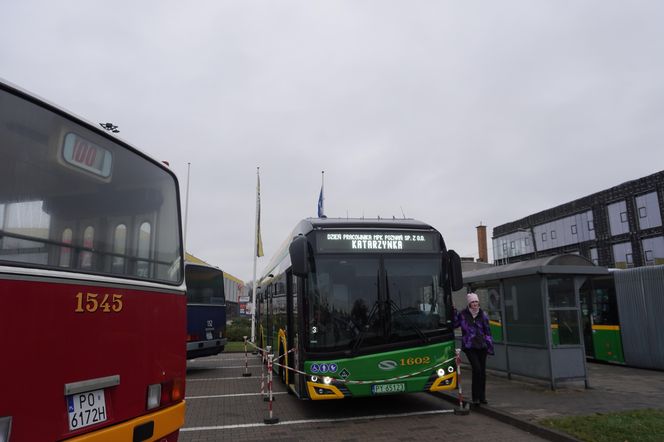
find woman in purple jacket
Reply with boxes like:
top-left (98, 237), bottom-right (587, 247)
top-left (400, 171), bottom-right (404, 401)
top-left (454, 292), bottom-right (494, 405)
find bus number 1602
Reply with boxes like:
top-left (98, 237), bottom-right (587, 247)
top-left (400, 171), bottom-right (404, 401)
top-left (400, 356), bottom-right (431, 366)
top-left (75, 292), bottom-right (123, 313)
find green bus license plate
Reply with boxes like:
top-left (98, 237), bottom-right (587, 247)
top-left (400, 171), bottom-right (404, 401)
top-left (371, 383), bottom-right (406, 394)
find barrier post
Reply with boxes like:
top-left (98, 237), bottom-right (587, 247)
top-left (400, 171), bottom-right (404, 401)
top-left (454, 348), bottom-right (470, 415)
top-left (262, 345), bottom-right (272, 401)
top-left (242, 336), bottom-right (252, 377)
top-left (264, 353), bottom-right (279, 424)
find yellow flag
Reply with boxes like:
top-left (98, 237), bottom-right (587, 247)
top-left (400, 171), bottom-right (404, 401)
top-left (256, 171), bottom-right (264, 257)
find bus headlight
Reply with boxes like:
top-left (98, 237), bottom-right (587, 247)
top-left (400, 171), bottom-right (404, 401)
top-left (437, 368), bottom-right (446, 377)
top-left (323, 376), bottom-right (332, 385)
top-left (0, 416), bottom-right (12, 442)
top-left (310, 376), bottom-right (318, 383)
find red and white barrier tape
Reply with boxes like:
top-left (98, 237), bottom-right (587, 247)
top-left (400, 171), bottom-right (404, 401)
top-left (271, 355), bottom-right (457, 385)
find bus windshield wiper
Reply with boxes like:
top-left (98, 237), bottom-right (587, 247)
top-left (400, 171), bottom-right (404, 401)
top-left (387, 299), bottom-right (429, 344)
top-left (350, 298), bottom-right (380, 355)
top-left (385, 272), bottom-right (429, 344)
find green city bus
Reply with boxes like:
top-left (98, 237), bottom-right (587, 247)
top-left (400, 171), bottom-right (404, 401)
top-left (257, 218), bottom-right (463, 400)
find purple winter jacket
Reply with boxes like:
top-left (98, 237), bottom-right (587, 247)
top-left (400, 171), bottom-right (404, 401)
top-left (453, 308), bottom-right (494, 355)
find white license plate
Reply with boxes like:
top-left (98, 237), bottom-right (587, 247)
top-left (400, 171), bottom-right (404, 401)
top-left (67, 389), bottom-right (108, 431)
top-left (206, 331), bottom-right (213, 340)
top-left (371, 383), bottom-right (406, 395)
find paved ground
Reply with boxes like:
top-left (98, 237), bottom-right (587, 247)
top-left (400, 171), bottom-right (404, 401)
top-left (430, 360), bottom-right (664, 442)
top-left (440, 361), bottom-right (664, 423)
top-left (181, 353), bottom-right (547, 442)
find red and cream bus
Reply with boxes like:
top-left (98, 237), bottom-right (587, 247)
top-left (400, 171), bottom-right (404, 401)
top-left (0, 80), bottom-right (186, 441)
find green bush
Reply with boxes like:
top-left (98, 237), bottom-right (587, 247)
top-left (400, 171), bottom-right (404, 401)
top-left (226, 318), bottom-right (252, 342)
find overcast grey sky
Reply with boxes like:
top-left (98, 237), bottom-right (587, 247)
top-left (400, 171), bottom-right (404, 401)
top-left (3, 1), bottom-right (664, 283)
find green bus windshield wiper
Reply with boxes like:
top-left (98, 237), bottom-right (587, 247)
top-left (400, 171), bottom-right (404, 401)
top-left (385, 272), bottom-right (429, 344)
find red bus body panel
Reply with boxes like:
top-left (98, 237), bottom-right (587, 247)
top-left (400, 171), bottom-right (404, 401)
top-left (0, 276), bottom-right (186, 441)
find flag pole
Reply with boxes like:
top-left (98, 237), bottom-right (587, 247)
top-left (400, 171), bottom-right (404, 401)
top-left (322, 170), bottom-right (324, 214)
top-left (184, 162), bottom-right (191, 252)
top-left (251, 167), bottom-right (259, 343)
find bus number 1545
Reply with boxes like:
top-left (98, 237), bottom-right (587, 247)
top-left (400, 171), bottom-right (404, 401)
top-left (75, 292), bottom-right (123, 313)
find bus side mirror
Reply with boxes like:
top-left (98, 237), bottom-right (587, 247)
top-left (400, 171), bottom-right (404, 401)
top-left (289, 235), bottom-right (310, 277)
top-left (448, 249), bottom-right (463, 291)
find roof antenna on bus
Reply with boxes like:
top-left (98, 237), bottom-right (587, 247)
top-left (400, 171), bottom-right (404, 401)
top-left (400, 206), bottom-right (406, 219)
top-left (99, 122), bottom-right (119, 133)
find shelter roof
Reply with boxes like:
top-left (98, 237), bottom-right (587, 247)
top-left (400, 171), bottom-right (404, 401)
top-left (463, 254), bottom-right (608, 284)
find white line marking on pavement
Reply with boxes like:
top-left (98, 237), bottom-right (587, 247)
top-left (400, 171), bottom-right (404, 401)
top-left (186, 392), bottom-right (288, 399)
top-left (181, 409), bottom-right (454, 431)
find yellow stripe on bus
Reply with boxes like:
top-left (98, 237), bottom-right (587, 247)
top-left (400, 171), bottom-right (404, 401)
top-left (66, 400), bottom-right (185, 442)
top-left (489, 320), bottom-right (502, 327)
top-left (592, 325), bottom-right (620, 331)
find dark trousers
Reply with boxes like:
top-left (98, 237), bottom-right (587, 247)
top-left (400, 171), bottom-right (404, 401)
top-left (464, 348), bottom-right (488, 402)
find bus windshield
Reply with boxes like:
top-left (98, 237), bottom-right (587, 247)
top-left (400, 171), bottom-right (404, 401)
top-left (186, 265), bottom-right (225, 304)
top-left (0, 88), bottom-right (182, 283)
top-left (306, 255), bottom-right (447, 353)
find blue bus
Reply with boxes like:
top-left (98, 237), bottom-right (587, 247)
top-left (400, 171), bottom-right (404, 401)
top-left (185, 262), bottom-right (227, 359)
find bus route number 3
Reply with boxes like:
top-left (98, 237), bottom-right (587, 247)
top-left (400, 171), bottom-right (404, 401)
top-left (75, 292), bottom-right (123, 313)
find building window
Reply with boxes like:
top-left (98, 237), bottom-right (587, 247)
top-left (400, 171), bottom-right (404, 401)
top-left (612, 242), bottom-right (633, 269)
top-left (608, 201), bottom-right (629, 236)
top-left (59, 228), bottom-right (73, 268)
top-left (112, 224), bottom-right (127, 273)
top-left (136, 222), bottom-right (152, 277)
top-left (525, 237), bottom-right (530, 246)
top-left (551, 230), bottom-right (557, 240)
top-left (79, 226), bottom-right (95, 269)
top-left (542, 232), bottom-right (547, 242)
top-left (502, 243), bottom-right (508, 253)
top-left (636, 192), bottom-right (662, 230)
top-left (571, 225), bottom-right (577, 235)
top-left (510, 241), bottom-right (515, 250)
top-left (641, 236), bottom-right (664, 265)
top-left (588, 221), bottom-right (594, 231)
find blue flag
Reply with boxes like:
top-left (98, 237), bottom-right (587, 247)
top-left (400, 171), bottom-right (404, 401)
top-left (317, 186), bottom-right (324, 218)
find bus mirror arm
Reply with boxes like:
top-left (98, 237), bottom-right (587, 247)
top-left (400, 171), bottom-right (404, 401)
top-left (289, 235), bottom-right (310, 277)
top-left (447, 250), bottom-right (463, 292)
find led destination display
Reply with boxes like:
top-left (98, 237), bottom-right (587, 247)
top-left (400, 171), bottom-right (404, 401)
top-left (316, 231), bottom-right (437, 253)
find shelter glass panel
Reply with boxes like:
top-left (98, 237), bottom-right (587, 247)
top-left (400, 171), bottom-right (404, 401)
top-left (550, 310), bottom-right (581, 346)
top-left (548, 277), bottom-right (576, 308)
top-left (503, 277), bottom-right (545, 346)
top-left (474, 284), bottom-right (503, 343)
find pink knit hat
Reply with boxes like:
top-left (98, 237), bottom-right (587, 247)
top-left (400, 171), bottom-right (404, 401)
top-left (467, 292), bottom-right (479, 305)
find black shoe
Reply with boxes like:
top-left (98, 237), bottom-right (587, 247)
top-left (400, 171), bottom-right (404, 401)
top-left (480, 399), bottom-right (488, 405)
